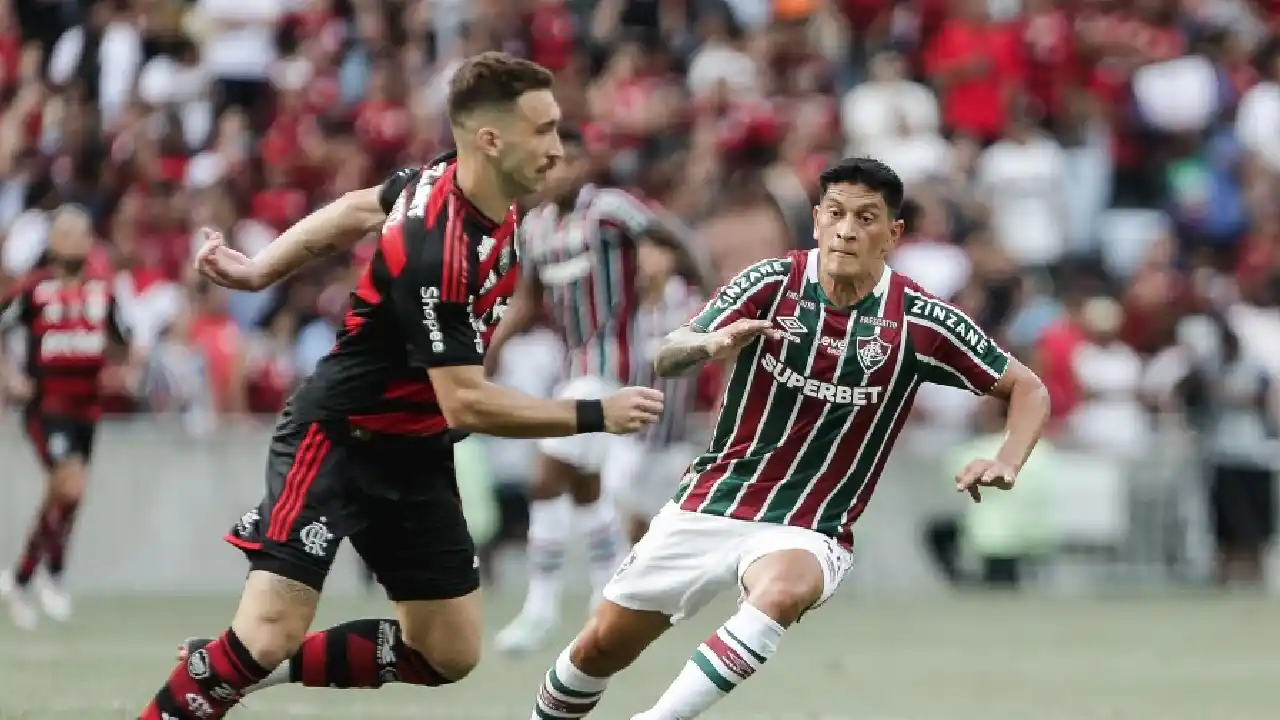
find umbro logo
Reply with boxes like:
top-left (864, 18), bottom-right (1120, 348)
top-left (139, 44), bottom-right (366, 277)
top-left (776, 316), bottom-right (806, 334)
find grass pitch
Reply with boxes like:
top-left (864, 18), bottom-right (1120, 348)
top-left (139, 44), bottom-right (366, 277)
top-left (0, 589), bottom-right (1275, 719)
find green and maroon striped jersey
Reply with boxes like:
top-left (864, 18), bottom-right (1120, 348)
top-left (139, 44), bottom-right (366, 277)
top-left (673, 249), bottom-right (1009, 547)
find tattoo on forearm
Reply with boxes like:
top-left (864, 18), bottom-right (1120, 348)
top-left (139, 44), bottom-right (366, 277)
top-left (303, 240), bottom-right (339, 259)
top-left (654, 340), bottom-right (712, 377)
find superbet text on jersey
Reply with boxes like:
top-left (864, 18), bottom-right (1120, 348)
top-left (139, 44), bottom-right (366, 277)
top-left (0, 271), bottom-right (129, 421)
top-left (675, 249), bottom-right (1010, 548)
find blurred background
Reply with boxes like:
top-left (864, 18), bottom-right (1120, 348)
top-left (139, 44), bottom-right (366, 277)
top-left (2, 0), bottom-right (1280, 717)
top-left (3, 0), bottom-right (1280, 593)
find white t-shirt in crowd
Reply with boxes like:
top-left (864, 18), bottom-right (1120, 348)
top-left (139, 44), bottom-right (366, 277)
top-left (48, 21), bottom-right (142, 130)
top-left (977, 134), bottom-right (1067, 267)
top-left (686, 43), bottom-right (760, 100)
top-left (194, 0), bottom-right (284, 81)
top-left (1236, 80), bottom-right (1280, 173)
top-left (841, 79), bottom-right (940, 148)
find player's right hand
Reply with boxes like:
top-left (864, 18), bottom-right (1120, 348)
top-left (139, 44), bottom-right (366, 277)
top-left (193, 227), bottom-right (265, 292)
top-left (706, 319), bottom-right (778, 361)
top-left (602, 386), bottom-right (665, 434)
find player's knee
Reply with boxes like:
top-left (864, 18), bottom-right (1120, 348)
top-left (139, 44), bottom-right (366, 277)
top-left (402, 629), bottom-right (480, 682)
top-left (49, 462), bottom-right (86, 504)
top-left (233, 572), bottom-right (319, 668)
top-left (743, 554), bottom-right (826, 626)
top-left (570, 610), bottom-right (636, 677)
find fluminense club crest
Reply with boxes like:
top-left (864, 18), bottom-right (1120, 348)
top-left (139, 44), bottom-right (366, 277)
top-left (855, 334), bottom-right (892, 373)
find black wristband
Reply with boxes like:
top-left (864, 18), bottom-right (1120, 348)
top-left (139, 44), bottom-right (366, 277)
top-left (575, 399), bottom-right (606, 434)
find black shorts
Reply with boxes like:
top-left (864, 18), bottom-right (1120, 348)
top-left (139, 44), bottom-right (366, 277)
top-left (1209, 465), bottom-right (1277, 548)
top-left (225, 414), bottom-right (478, 601)
top-left (25, 414), bottom-right (97, 469)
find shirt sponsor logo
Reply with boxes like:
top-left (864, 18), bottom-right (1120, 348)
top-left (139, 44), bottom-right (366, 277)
top-left (760, 353), bottom-right (882, 405)
top-left (908, 296), bottom-right (990, 353)
top-left (420, 287), bottom-right (445, 353)
top-left (714, 260), bottom-right (788, 310)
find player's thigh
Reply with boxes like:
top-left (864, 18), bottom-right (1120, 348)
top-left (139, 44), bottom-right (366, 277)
top-left (737, 525), bottom-right (852, 625)
top-left (603, 504), bottom-right (747, 624)
top-left (538, 376), bottom-right (621, 476)
top-left (226, 418), bottom-right (356, 595)
top-left (228, 569), bottom-right (322, 667)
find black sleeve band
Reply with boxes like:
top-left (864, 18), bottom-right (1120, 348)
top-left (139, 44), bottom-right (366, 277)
top-left (575, 399), bottom-right (606, 434)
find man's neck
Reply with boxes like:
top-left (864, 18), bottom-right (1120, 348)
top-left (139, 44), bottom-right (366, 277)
top-left (454, 151), bottom-right (513, 225)
top-left (821, 263), bottom-right (883, 308)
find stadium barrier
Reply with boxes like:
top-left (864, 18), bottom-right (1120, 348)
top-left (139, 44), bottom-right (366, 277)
top-left (0, 415), bottom-right (1254, 595)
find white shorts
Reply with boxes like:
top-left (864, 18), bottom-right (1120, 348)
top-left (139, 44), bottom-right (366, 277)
top-left (538, 375), bottom-right (622, 473)
top-left (603, 503), bottom-right (853, 624)
top-left (605, 440), bottom-right (699, 521)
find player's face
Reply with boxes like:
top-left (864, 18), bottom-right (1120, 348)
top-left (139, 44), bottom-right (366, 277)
top-left (498, 89), bottom-right (564, 196)
top-left (48, 214), bottom-right (93, 275)
top-left (636, 238), bottom-right (677, 294)
top-left (812, 182), bottom-right (902, 281)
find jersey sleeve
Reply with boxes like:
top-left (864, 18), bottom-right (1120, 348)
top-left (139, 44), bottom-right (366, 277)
top-left (591, 188), bottom-right (657, 239)
top-left (378, 166), bottom-right (423, 215)
top-left (0, 282), bottom-right (31, 332)
top-left (688, 258), bottom-right (790, 333)
top-left (389, 200), bottom-right (484, 370)
top-left (907, 291), bottom-right (1010, 395)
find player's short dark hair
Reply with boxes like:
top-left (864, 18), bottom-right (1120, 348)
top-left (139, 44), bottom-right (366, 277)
top-left (447, 52), bottom-right (555, 124)
top-left (818, 157), bottom-right (905, 216)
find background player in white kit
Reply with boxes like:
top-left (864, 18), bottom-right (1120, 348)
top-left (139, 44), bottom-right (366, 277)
top-left (487, 129), bottom-right (702, 654)
top-left (607, 240), bottom-right (705, 546)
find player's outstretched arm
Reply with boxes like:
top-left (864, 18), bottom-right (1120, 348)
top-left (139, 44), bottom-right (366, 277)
top-left (954, 358), bottom-right (1050, 502)
top-left (653, 320), bottom-right (777, 377)
top-left (429, 364), bottom-right (663, 438)
top-left (194, 167), bottom-right (421, 291)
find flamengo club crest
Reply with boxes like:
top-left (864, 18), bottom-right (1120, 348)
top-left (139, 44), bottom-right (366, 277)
top-left (856, 333), bottom-right (892, 373)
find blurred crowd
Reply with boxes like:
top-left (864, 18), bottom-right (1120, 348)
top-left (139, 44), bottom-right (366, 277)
top-left (2, 0), bottom-right (1280, 563)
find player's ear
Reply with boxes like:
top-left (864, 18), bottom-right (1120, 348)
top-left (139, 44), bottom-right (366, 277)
top-left (476, 126), bottom-right (502, 158)
top-left (811, 206), bottom-right (820, 241)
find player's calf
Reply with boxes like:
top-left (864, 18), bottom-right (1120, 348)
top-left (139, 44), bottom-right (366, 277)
top-left (529, 600), bottom-right (671, 719)
top-left (634, 549), bottom-right (826, 720)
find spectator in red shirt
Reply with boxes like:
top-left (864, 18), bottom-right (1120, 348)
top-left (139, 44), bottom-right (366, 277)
top-left (925, 0), bottom-right (1027, 143)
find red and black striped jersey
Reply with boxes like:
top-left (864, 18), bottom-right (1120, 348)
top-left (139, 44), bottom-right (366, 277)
top-left (291, 153), bottom-right (520, 436)
top-left (0, 270), bottom-right (130, 421)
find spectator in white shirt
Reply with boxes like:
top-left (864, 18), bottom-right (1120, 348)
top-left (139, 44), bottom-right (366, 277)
top-left (977, 103), bottom-right (1068, 269)
top-left (841, 50), bottom-right (940, 155)
top-left (47, 1), bottom-right (142, 131)
top-left (1236, 40), bottom-right (1280, 174)
top-left (191, 0), bottom-right (285, 126)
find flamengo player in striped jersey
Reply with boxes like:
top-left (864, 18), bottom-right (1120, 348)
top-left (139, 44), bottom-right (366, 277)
top-left (0, 206), bottom-right (134, 631)
top-left (139, 54), bottom-right (664, 720)
top-left (487, 129), bottom-right (702, 654)
top-left (527, 157), bottom-right (1051, 720)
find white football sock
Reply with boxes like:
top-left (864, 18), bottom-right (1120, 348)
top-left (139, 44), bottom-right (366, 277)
top-left (521, 495), bottom-right (572, 618)
top-left (530, 643), bottom-right (610, 719)
top-left (638, 602), bottom-right (783, 718)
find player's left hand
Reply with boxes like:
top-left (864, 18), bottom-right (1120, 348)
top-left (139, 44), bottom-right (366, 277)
top-left (955, 458), bottom-right (1016, 503)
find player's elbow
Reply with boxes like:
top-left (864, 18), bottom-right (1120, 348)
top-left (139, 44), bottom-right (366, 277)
top-left (437, 386), bottom-right (489, 432)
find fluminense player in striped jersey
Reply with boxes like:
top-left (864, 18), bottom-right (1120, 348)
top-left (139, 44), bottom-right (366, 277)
top-left (526, 157), bottom-right (1051, 720)
top-left (487, 129), bottom-right (703, 654)
top-left (606, 241), bottom-right (706, 546)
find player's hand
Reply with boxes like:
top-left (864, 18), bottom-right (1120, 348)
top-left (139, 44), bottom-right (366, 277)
top-left (955, 458), bottom-right (1017, 503)
top-left (193, 227), bottom-right (265, 292)
top-left (602, 386), bottom-right (665, 434)
top-left (4, 373), bottom-right (33, 403)
top-left (706, 319), bottom-right (778, 361)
